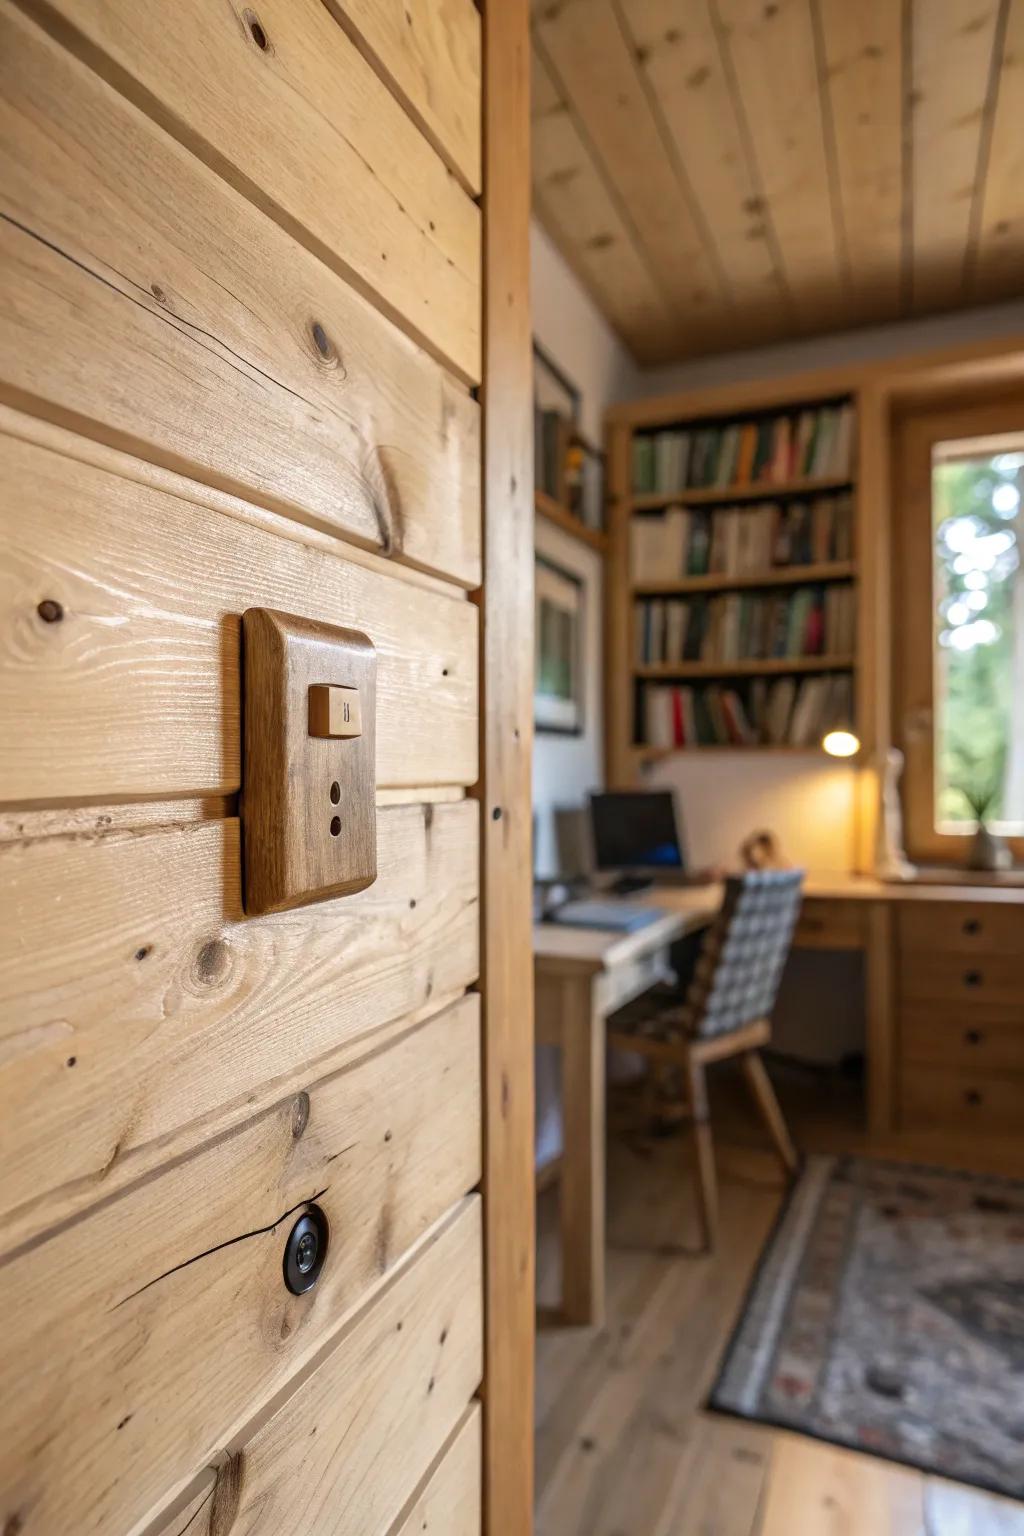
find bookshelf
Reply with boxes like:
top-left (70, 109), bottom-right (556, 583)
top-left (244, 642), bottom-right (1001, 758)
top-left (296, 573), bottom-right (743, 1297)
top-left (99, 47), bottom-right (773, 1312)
top-left (605, 379), bottom-right (872, 775)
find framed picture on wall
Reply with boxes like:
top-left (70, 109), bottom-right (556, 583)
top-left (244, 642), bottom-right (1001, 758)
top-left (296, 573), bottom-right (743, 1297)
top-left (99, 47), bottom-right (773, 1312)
top-left (535, 554), bottom-right (584, 735)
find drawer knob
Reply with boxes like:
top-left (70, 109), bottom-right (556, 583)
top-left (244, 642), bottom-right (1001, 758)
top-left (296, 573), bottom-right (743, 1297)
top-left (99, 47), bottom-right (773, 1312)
top-left (964, 1089), bottom-right (984, 1107)
top-left (964, 1028), bottom-right (984, 1046)
top-left (283, 1205), bottom-right (329, 1295)
top-left (962, 918), bottom-right (982, 937)
top-left (964, 969), bottom-right (983, 988)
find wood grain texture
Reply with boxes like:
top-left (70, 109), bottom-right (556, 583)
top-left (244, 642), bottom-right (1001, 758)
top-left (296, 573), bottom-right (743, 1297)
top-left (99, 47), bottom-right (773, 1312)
top-left (0, 433), bottom-right (477, 800)
top-left (323, 0), bottom-right (481, 194)
top-left (242, 610), bottom-right (377, 915)
top-left (909, 0), bottom-right (1003, 312)
top-left (530, 44), bottom-right (678, 361)
top-left (33, 0), bottom-right (482, 381)
top-left (817, 0), bottom-right (904, 320)
top-left (480, 2), bottom-right (536, 1530)
top-left (621, 0), bottom-right (792, 345)
top-left (0, 1002), bottom-right (481, 1536)
top-left (535, 0), bottom-right (725, 356)
top-left (0, 802), bottom-right (479, 1244)
top-left (0, 3), bottom-right (480, 584)
top-left (973, 0), bottom-right (1024, 299)
top-left (391, 1405), bottom-right (482, 1536)
top-left (714, 0), bottom-right (846, 331)
top-left (201, 1197), bottom-right (482, 1536)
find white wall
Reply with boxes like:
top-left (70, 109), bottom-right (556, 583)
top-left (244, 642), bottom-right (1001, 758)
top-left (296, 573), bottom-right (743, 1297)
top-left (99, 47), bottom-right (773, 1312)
top-left (631, 298), bottom-right (1024, 400)
top-left (531, 221), bottom-right (639, 879)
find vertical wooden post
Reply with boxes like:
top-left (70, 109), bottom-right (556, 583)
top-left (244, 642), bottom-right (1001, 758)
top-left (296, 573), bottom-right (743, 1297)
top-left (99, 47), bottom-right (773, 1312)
top-left (604, 422), bottom-right (633, 787)
top-left (479, 3), bottom-right (535, 1531)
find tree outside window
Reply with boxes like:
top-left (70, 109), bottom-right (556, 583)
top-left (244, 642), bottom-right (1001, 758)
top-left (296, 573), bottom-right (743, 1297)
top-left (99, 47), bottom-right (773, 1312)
top-left (933, 441), bottom-right (1024, 832)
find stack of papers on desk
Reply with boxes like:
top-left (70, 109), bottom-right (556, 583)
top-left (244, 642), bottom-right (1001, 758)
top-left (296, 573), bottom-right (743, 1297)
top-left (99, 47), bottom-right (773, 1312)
top-left (550, 900), bottom-right (665, 933)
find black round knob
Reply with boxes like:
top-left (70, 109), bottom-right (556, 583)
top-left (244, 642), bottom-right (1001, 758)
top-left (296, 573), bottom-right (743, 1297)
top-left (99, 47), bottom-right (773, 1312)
top-left (964, 969), bottom-right (982, 988)
top-left (965, 1028), bottom-right (983, 1045)
top-left (963, 918), bottom-right (981, 936)
top-left (964, 1089), bottom-right (983, 1107)
top-left (283, 1205), bottom-right (329, 1295)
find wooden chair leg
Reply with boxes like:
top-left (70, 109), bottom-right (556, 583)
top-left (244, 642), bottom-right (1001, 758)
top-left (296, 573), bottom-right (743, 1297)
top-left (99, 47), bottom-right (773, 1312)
top-left (685, 1055), bottom-right (718, 1252)
top-left (741, 1049), bottom-right (798, 1176)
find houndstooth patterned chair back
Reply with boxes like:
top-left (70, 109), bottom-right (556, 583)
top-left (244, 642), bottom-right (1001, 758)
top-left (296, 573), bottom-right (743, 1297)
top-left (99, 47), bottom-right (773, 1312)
top-left (683, 869), bottom-right (804, 1039)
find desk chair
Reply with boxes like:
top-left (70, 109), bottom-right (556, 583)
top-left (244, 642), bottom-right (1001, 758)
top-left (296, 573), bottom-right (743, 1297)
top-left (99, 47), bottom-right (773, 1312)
top-left (608, 869), bottom-right (803, 1251)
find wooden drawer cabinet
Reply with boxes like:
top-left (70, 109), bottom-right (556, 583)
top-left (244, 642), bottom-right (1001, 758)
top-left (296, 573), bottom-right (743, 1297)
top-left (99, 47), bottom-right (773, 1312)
top-left (794, 898), bottom-right (867, 951)
top-left (898, 949), bottom-right (1024, 1008)
top-left (899, 901), bottom-right (1024, 956)
top-left (901, 1064), bottom-right (1024, 1135)
top-left (901, 1004), bottom-right (1024, 1074)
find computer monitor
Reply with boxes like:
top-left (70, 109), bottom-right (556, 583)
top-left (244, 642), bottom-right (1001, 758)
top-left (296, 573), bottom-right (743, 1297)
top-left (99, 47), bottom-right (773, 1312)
top-left (588, 790), bottom-right (686, 889)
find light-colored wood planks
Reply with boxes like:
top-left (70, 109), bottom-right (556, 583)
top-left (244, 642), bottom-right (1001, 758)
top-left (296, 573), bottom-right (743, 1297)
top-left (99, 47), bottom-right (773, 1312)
top-left (534, 0), bottom-right (726, 358)
top-left (35, 0), bottom-right (481, 382)
top-left (0, 1004), bottom-right (481, 1536)
top-left (531, 45), bottom-right (678, 360)
top-left (816, 0), bottom-right (905, 320)
top-left (909, 0), bottom-right (1004, 313)
top-left (621, 0), bottom-right (792, 344)
top-left (391, 1406), bottom-right (482, 1536)
top-left (0, 432), bottom-right (477, 800)
top-left (973, 0), bottom-right (1024, 299)
top-left (531, 0), bottom-right (1023, 364)
top-left (480, 2), bottom-right (536, 1531)
top-left (0, 2), bottom-right (479, 585)
top-left (0, 802), bottom-right (479, 1244)
top-left (714, 0), bottom-right (846, 331)
top-left (324, 0), bottom-right (481, 195)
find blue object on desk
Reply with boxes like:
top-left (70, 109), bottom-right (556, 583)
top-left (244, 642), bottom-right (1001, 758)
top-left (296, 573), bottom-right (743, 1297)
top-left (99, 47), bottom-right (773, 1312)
top-left (550, 899), bottom-right (666, 933)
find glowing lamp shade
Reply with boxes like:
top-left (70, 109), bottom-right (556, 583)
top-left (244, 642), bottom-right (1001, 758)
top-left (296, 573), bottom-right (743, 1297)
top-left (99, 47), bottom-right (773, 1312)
top-left (822, 728), bottom-right (860, 758)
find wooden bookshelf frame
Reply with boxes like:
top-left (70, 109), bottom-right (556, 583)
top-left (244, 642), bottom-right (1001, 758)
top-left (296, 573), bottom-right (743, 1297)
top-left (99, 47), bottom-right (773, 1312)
top-left (607, 377), bottom-right (865, 777)
top-left (604, 336), bottom-right (1024, 871)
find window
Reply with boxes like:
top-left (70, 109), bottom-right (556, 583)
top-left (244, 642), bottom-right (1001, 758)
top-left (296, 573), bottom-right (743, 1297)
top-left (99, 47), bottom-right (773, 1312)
top-left (896, 399), bottom-right (1024, 862)
top-left (932, 438), bottom-right (1024, 834)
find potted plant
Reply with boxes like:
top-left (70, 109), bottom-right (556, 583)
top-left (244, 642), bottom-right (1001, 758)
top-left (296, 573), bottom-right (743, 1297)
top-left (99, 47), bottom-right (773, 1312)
top-left (957, 760), bottom-right (1013, 872)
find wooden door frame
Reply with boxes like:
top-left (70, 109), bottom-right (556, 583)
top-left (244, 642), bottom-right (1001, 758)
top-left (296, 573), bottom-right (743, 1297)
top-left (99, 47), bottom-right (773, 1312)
top-left (894, 393), bottom-right (1024, 864)
top-left (479, 3), bottom-right (535, 1533)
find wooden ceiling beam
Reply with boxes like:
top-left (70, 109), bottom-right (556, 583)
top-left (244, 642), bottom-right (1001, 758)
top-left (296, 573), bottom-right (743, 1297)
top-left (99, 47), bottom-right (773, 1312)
top-left (970, 0), bottom-right (1023, 302)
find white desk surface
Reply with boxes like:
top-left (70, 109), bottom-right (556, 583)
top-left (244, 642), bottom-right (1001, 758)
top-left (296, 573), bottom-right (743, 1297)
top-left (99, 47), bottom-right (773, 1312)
top-left (534, 870), bottom-right (1024, 973)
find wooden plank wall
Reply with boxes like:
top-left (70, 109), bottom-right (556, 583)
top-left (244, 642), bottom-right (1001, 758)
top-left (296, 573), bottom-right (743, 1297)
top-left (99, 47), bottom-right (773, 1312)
top-left (0, 1), bottom-right (530, 1532)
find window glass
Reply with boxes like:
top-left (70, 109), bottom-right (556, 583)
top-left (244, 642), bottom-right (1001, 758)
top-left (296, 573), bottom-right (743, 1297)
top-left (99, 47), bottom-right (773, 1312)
top-left (932, 439), bottom-right (1024, 832)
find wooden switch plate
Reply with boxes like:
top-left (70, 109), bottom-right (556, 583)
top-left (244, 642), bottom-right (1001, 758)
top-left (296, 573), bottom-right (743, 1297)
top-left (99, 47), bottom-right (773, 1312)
top-left (242, 608), bottom-right (377, 915)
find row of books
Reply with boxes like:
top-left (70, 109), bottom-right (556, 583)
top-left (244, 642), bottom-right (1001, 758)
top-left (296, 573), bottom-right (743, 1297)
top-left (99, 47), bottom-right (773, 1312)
top-left (635, 586), bottom-right (856, 666)
top-left (640, 673), bottom-right (854, 750)
top-left (632, 403), bottom-right (854, 494)
top-left (631, 494), bottom-right (854, 582)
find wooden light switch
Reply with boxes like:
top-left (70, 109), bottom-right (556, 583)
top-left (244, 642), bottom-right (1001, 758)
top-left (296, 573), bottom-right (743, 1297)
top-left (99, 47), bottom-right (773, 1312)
top-left (242, 608), bottom-right (376, 915)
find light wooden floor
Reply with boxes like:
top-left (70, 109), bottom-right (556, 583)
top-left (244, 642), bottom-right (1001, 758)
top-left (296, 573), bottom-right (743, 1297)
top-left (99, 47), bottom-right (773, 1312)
top-left (535, 1065), bottom-right (1024, 1536)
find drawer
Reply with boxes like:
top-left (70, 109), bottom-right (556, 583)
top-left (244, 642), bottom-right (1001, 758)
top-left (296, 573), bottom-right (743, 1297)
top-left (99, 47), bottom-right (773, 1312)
top-left (901, 1064), bottom-right (1024, 1136)
top-left (901, 1004), bottom-right (1024, 1073)
top-left (899, 949), bottom-right (1024, 1008)
top-left (793, 898), bottom-right (867, 951)
top-left (899, 901), bottom-right (1024, 956)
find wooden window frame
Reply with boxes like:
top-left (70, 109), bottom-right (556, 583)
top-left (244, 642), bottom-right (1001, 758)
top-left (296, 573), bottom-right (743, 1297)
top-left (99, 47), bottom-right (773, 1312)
top-left (895, 395), bottom-right (1024, 865)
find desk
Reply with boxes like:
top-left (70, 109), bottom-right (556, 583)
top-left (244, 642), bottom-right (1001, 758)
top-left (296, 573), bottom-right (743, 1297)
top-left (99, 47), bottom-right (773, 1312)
top-left (535, 871), bottom-right (1024, 1326)
top-left (534, 904), bottom-right (711, 1324)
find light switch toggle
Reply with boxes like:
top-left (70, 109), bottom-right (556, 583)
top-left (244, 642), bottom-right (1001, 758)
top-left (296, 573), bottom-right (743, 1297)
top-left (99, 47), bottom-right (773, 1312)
top-left (309, 684), bottom-right (362, 738)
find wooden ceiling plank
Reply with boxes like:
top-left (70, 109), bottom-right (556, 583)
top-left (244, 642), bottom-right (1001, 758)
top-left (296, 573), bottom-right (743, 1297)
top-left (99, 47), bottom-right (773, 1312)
top-left (815, 0), bottom-right (905, 324)
top-left (971, 0), bottom-right (1024, 301)
top-left (531, 43), bottom-right (684, 361)
top-left (909, 0), bottom-right (1004, 313)
top-left (712, 0), bottom-right (847, 332)
top-left (620, 0), bottom-right (794, 346)
top-left (534, 0), bottom-right (730, 350)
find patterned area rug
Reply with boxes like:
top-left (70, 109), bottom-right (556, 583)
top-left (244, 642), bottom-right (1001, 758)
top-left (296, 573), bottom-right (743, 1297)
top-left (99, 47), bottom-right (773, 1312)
top-left (709, 1154), bottom-right (1024, 1500)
